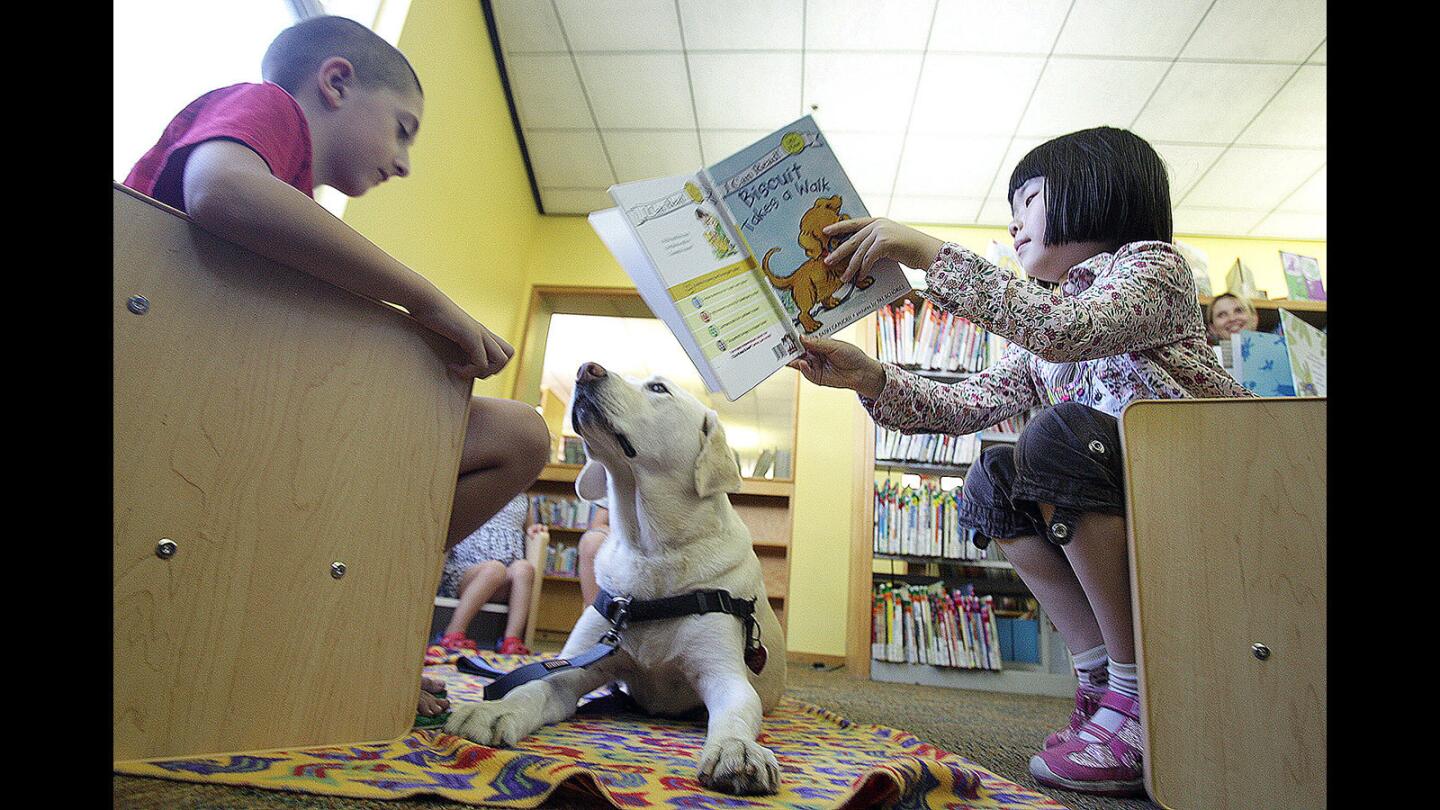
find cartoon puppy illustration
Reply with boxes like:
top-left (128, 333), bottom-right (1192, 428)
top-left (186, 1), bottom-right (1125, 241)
top-left (760, 195), bottom-right (875, 334)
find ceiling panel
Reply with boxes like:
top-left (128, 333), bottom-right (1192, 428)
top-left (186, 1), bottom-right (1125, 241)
top-left (1180, 0), bottom-right (1328, 63)
top-left (1018, 57), bottom-right (1170, 137)
top-left (1130, 62), bottom-right (1295, 143)
top-left (489, 0), bottom-right (1327, 240)
top-left (1052, 0), bottom-right (1211, 58)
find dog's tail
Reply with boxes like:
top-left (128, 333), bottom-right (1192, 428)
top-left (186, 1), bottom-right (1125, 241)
top-left (760, 247), bottom-right (797, 289)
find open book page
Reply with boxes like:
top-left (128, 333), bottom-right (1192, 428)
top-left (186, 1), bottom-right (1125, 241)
top-left (601, 173), bottom-right (801, 401)
top-left (1279, 310), bottom-right (1326, 396)
top-left (1232, 330), bottom-right (1295, 396)
top-left (704, 115), bottom-right (911, 339)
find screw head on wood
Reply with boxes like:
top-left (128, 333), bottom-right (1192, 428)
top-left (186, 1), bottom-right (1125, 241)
top-left (1252, 643), bottom-right (1271, 660)
top-left (331, 561), bottom-right (347, 579)
top-left (155, 539), bottom-right (177, 559)
top-left (127, 295), bottom-right (150, 315)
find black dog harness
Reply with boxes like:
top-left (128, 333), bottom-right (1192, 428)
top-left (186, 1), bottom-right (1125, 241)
top-left (457, 587), bottom-right (766, 700)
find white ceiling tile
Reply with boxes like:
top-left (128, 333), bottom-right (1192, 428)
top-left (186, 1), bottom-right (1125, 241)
top-left (894, 134), bottom-right (1010, 197)
top-left (1181, 0), bottom-right (1327, 62)
top-left (861, 193), bottom-right (893, 218)
top-left (553, 0), bottom-right (682, 51)
top-left (699, 129), bottom-right (775, 164)
top-left (524, 130), bottom-right (615, 188)
top-left (823, 130), bottom-right (906, 198)
top-left (805, 0), bottom-right (936, 50)
top-left (1236, 65), bottom-right (1326, 148)
top-left (1173, 206), bottom-right (1268, 237)
top-left (803, 53), bottom-right (924, 133)
top-left (540, 187), bottom-right (614, 215)
top-left (1181, 147), bottom-right (1325, 209)
top-left (930, 0), bottom-right (1073, 54)
top-left (890, 195), bottom-right (985, 224)
top-left (690, 53), bottom-right (802, 130)
top-left (1277, 165), bottom-right (1325, 211)
top-left (910, 54), bottom-right (1046, 137)
top-left (985, 137), bottom-right (1047, 199)
top-left (575, 54), bottom-right (695, 129)
top-left (1308, 41), bottom-right (1326, 64)
top-left (976, 197), bottom-right (1016, 227)
top-left (678, 0), bottom-right (804, 50)
top-left (1018, 58), bottom-right (1169, 137)
top-left (1251, 210), bottom-right (1326, 240)
top-left (491, 0), bottom-right (566, 52)
top-left (604, 130), bottom-right (704, 183)
top-left (1131, 62), bottom-right (1294, 143)
top-left (1052, 0), bottom-right (1211, 58)
top-left (1152, 142), bottom-right (1226, 200)
top-left (505, 54), bottom-right (592, 130)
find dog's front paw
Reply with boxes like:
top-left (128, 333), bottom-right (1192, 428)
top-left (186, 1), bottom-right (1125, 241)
top-left (444, 690), bottom-right (544, 747)
top-left (697, 736), bottom-right (781, 795)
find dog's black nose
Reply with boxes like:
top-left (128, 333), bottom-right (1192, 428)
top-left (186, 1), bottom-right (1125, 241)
top-left (577, 362), bottom-right (607, 382)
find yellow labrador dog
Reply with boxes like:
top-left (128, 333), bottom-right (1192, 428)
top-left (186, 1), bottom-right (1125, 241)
top-left (447, 362), bottom-right (787, 795)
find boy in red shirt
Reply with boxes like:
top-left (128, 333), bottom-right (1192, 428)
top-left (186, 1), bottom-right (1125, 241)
top-left (125, 15), bottom-right (551, 719)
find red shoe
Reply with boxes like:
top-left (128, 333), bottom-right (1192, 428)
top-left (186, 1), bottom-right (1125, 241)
top-left (1044, 686), bottom-right (1105, 749)
top-left (496, 636), bottom-right (532, 655)
top-left (433, 631), bottom-right (478, 653)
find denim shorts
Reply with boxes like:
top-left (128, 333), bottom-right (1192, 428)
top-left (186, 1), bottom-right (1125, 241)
top-left (957, 402), bottom-right (1126, 547)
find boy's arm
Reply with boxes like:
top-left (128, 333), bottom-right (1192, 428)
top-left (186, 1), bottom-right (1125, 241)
top-left (182, 139), bottom-right (512, 379)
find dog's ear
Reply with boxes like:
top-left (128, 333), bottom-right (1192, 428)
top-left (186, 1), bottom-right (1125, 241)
top-left (694, 410), bottom-right (743, 498)
top-left (576, 458), bottom-right (609, 502)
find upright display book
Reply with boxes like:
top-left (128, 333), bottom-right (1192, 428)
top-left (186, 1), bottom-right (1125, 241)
top-left (1279, 310), bottom-right (1326, 396)
top-left (1280, 251), bottom-right (1326, 301)
top-left (589, 115), bottom-right (912, 400)
top-left (1231, 330), bottom-right (1296, 397)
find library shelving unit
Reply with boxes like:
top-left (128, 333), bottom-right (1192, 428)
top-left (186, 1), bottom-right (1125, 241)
top-left (847, 294), bottom-right (1076, 698)
top-left (528, 463), bottom-right (795, 644)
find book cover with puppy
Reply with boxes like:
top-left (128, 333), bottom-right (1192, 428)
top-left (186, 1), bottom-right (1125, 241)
top-left (591, 116), bottom-right (911, 401)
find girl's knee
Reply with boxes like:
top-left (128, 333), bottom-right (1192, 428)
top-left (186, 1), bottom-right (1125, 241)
top-left (508, 558), bottom-right (534, 580)
top-left (475, 559), bottom-right (506, 578)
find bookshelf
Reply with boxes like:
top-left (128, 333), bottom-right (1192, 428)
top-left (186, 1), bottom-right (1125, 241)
top-left (848, 294), bottom-right (1078, 698)
top-left (528, 463), bottom-right (795, 644)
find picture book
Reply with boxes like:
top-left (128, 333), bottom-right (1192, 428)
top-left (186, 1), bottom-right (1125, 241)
top-left (1225, 258), bottom-right (1262, 300)
top-left (1279, 310), bottom-right (1326, 396)
top-left (1231, 330), bottom-right (1296, 397)
top-left (589, 115), bottom-right (912, 400)
top-left (1280, 251), bottom-right (1326, 301)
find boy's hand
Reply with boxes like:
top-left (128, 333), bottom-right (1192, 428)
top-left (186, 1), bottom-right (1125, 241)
top-left (788, 336), bottom-right (887, 398)
top-left (821, 217), bottom-right (945, 284)
top-left (410, 300), bottom-right (514, 380)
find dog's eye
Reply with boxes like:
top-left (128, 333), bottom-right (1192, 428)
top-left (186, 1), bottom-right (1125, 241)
top-left (647, 382), bottom-right (669, 394)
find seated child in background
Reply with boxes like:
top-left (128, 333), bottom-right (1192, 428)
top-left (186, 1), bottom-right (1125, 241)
top-left (1205, 292), bottom-right (1260, 343)
top-left (435, 493), bottom-right (538, 655)
top-left (575, 504), bottom-right (610, 608)
top-left (123, 15), bottom-right (551, 719)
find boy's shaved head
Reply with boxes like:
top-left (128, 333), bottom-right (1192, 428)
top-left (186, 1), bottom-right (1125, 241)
top-left (263, 15), bottom-right (422, 98)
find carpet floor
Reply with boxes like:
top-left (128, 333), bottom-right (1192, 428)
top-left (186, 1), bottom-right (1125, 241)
top-left (114, 659), bottom-right (1161, 810)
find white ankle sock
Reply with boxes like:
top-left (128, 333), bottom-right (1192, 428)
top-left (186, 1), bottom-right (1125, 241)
top-left (1078, 660), bottom-right (1139, 741)
top-left (1071, 644), bottom-right (1109, 693)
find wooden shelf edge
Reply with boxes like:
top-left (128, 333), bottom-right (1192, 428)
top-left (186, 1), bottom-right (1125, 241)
top-left (1198, 294), bottom-right (1327, 313)
top-left (538, 464), bottom-right (792, 497)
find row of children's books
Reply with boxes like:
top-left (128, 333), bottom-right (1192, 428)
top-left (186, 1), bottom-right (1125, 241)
top-left (873, 478), bottom-right (993, 560)
top-left (872, 582), bottom-right (1003, 670)
top-left (876, 427), bottom-right (982, 468)
top-left (545, 541), bottom-right (580, 577)
top-left (531, 495), bottom-right (601, 530)
top-left (876, 300), bottom-right (1005, 373)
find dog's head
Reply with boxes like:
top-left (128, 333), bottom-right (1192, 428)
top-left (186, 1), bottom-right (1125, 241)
top-left (570, 362), bottom-right (743, 502)
top-left (798, 195), bottom-right (850, 257)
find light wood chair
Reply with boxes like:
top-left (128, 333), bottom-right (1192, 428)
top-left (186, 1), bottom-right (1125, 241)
top-left (1119, 397), bottom-right (1326, 809)
top-left (114, 183), bottom-right (472, 762)
top-left (432, 526), bottom-right (548, 649)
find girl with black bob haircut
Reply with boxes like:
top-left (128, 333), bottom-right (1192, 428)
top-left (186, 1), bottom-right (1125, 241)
top-left (787, 126), bottom-right (1252, 798)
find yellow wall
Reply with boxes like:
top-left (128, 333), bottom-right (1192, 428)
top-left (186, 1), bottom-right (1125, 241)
top-left (340, 0), bottom-right (540, 400)
top-left (346, 1), bottom-right (1328, 658)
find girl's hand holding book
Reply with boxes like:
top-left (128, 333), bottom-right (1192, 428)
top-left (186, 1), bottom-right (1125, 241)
top-left (822, 217), bottom-right (945, 284)
top-left (789, 336), bottom-right (887, 399)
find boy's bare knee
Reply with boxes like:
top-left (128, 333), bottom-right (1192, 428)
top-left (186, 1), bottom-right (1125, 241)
top-left (518, 406), bottom-right (551, 472)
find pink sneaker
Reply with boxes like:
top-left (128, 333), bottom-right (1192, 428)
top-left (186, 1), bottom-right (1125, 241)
top-left (1029, 690), bottom-right (1146, 797)
top-left (1044, 686), bottom-right (1105, 749)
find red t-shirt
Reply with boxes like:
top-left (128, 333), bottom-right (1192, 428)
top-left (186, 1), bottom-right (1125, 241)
top-left (124, 82), bottom-right (314, 212)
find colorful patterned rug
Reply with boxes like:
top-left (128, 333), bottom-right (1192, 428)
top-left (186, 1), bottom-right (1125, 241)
top-left (115, 651), bottom-right (1066, 809)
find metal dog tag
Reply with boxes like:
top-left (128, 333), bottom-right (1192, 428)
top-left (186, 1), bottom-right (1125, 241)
top-left (745, 642), bottom-right (768, 675)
